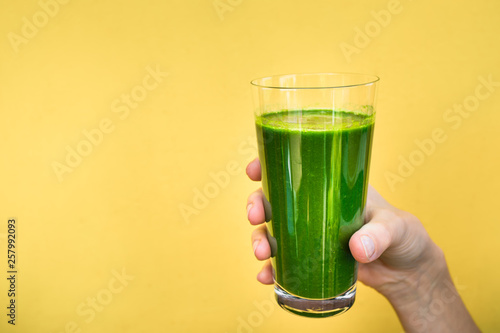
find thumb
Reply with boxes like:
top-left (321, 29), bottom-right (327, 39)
top-left (349, 221), bottom-right (395, 264)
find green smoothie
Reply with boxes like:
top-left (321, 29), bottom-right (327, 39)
top-left (256, 109), bottom-right (374, 300)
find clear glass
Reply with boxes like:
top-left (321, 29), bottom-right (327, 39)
top-left (251, 73), bottom-right (379, 317)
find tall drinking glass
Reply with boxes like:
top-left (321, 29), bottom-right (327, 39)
top-left (251, 73), bottom-right (379, 317)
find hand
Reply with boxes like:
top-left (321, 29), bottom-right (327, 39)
top-left (245, 157), bottom-right (440, 295)
top-left (246, 158), bottom-right (479, 332)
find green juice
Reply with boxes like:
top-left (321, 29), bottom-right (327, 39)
top-left (256, 109), bottom-right (374, 301)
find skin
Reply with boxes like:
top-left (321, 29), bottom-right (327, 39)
top-left (246, 158), bottom-right (479, 332)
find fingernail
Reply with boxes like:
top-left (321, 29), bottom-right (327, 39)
top-left (247, 203), bottom-right (253, 218)
top-left (253, 240), bottom-right (260, 254)
top-left (361, 235), bottom-right (375, 260)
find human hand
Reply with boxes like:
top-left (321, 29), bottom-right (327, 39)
top-left (246, 157), bottom-right (478, 332)
top-left (246, 157), bottom-right (442, 296)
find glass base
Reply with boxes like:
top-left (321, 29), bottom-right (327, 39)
top-left (274, 283), bottom-right (356, 318)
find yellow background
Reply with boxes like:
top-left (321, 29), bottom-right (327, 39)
top-left (1, 0), bottom-right (499, 332)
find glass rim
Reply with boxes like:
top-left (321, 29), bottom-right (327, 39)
top-left (250, 72), bottom-right (380, 90)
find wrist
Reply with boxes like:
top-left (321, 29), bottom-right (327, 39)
top-left (383, 246), bottom-right (478, 332)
